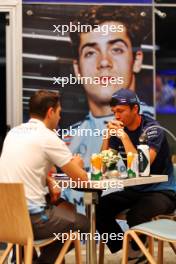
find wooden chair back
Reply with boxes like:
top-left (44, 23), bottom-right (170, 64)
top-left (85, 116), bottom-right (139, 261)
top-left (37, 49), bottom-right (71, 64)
top-left (0, 183), bottom-right (33, 245)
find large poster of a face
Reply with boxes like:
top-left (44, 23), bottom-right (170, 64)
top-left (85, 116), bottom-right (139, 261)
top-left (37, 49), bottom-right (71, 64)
top-left (23, 4), bottom-right (153, 168)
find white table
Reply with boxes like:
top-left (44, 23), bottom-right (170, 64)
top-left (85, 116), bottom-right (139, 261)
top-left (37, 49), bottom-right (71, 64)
top-left (54, 174), bottom-right (168, 264)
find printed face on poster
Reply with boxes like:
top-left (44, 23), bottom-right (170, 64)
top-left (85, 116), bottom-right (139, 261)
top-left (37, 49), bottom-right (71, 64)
top-left (23, 3), bottom-right (154, 167)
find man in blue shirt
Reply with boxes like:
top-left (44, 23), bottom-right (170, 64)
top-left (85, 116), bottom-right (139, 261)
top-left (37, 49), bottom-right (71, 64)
top-left (96, 88), bottom-right (176, 258)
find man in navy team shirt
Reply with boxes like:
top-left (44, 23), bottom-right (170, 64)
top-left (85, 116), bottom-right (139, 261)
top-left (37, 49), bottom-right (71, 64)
top-left (96, 88), bottom-right (176, 262)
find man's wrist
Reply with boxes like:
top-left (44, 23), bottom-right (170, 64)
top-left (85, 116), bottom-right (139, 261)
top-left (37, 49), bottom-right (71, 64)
top-left (103, 137), bottom-right (110, 145)
top-left (119, 131), bottom-right (128, 141)
top-left (101, 137), bottom-right (110, 151)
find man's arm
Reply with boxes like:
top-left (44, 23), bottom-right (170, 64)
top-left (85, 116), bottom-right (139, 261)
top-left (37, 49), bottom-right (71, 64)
top-left (101, 137), bottom-right (110, 151)
top-left (119, 132), bottom-right (137, 154)
top-left (46, 156), bottom-right (88, 204)
top-left (46, 133), bottom-right (88, 181)
top-left (115, 130), bottom-right (158, 164)
top-left (47, 172), bottom-right (61, 203)
top-left (61, 155), bottom-right (88, 181)
top-left (149, 147), bottom-right (157, 164)
top-left (101, 119), bottom-right (158, 165)
top-left (101, 120), bottom-right (118, 151)
top-left (101, 120), bottom-right (137, 153)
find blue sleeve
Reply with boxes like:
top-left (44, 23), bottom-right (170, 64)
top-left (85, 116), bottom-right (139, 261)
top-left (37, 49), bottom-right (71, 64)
top-left (146, 126), bottom-right (165, 153)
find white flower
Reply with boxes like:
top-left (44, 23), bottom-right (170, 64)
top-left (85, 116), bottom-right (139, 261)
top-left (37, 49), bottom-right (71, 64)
top-left (100, 149), bottom-right (120, 168)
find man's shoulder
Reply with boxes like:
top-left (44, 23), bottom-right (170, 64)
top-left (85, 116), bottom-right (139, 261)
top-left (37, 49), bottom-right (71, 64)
top-left (142, 114), bottom-right (159, 127)
top-left (141, 115), bottom-right (166, 144)
top-left (141, 115), bottom-right (161, 135)
top-left (140, 102), bottom-right (154, 119)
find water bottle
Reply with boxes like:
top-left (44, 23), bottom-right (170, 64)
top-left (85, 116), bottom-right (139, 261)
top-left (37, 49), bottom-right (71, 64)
top-left (137, 144), bottom-right (150, 176)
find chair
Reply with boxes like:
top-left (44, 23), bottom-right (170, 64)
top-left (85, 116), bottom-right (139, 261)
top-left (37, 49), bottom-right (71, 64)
top-left (154, 164), bottom-right (176, 220)
top-left (122, 219), bottom-right (176, 264)
top-left (151, 163), bottom-right (176, 256)
top-left (0, 183), bottom-right (82, 264)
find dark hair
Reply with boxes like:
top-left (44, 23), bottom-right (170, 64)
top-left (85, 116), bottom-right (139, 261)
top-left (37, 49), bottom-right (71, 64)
top-left (70, 6), bottom-right (151, 59)
top-left (29, 90), bottom-right (60, 119)
top-left (129, 103), bottom-right (140, 113)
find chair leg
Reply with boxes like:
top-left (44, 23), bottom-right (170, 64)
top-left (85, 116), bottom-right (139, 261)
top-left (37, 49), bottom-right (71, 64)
top-left (54, 238), bottom-right (72, 264)
top-left (99, 239), bottom-right (105, 264)
top-left (121, 232), bottom-right (130, 264)
top-left (61, 258), bottom-right (65, 264)
top-left (0, 243), bottom-right (13, 264)
top-left (74, 236), bottom-right (82, 264)
top-left (148, 236), bottom-right (154, 256)
top-left (129, 231), bottom-right (156, 264)
top-left (16, 245), bottom-right (23, 264)
top-left (24, 239), bottom-right (33, 264)
top-left (169, 242), bottom-right (176, 255)
top-left (158, 240), bottom-right (164, 264)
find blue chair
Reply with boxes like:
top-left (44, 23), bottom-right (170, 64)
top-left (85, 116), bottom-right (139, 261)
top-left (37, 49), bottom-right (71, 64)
top-left (122, 164), bottom-right (176, 264)
top-left (154, 164), bottom-right (176, 221)
top-left (122, 219), bottom-right (176, 264)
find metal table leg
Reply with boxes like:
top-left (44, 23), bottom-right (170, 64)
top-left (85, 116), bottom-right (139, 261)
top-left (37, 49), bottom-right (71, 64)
top-left (84, 192), bottom-right (98, 264)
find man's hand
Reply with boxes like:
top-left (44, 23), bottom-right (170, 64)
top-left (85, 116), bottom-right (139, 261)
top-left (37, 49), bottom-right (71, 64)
top-left (115, 128), bottom-right (127, 140)
top-left (101, 120), bottom-right (125, 150)
top-left (71, 154), bottom-right (84, 168)
top-left (47, 175), bottom-right (61, 204)
top-left (107, 120), bottom-right (125, 139)
top-left (108, 120), bottom-right (124, 130)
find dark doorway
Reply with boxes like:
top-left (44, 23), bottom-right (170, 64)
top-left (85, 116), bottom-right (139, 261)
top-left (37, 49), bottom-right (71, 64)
top-left (0, 13), bottom-right (7, 154)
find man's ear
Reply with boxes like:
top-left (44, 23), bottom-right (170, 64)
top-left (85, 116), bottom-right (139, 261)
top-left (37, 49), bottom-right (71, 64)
top-left (134, 104), bottom-right (139, 114)
top-left (46, 107), bottom-right (53, 119)
top-left (133, 50), bottom-right (143, 73)
top-left (73, 59), bottom-right (81, 78)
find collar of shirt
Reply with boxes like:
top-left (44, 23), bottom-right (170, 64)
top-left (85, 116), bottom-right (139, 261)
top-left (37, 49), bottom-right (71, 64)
top-left (28, 118), bottom-right (46, 128)
top-left (88, 112), bottom-right (113, 130)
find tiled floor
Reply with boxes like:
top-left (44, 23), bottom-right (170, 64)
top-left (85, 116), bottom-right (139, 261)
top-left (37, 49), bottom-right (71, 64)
top-left (65, 243), bottom-right (176, 264)
top-left (1, 242), bottom-right (176, 263)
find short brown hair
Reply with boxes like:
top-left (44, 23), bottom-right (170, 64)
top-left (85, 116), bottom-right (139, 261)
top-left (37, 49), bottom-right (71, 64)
top-left (29, 90), bottom-right (60, 119)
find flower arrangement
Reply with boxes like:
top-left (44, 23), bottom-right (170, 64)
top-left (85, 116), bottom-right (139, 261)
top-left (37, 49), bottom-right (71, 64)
top-left (100, 149), bottom-right (120, 169)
